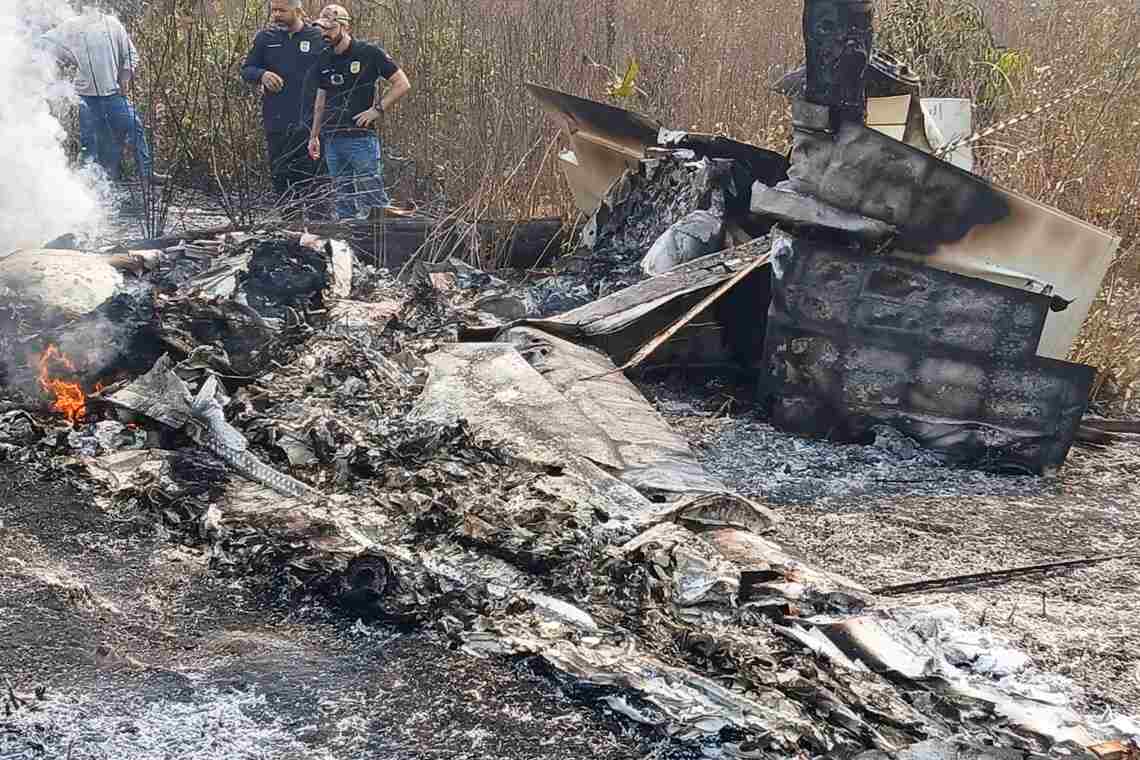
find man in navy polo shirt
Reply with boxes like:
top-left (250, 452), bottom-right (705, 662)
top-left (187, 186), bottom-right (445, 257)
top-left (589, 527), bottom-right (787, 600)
top-left (307, 4), bottom-right (411, 220)
top-left (241, 0), bottom-right (326, 206)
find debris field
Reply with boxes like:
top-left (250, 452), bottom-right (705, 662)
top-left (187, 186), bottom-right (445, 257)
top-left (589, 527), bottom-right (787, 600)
top-left (2, 4), bottom-right (1139, 757)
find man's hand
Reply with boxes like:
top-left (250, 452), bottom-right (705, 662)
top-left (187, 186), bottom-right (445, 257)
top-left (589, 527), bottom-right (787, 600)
top-left (353, 107), bottom-right (381, 128)
top-left (261, 70), bottom-right (285, 93)
top-left (308, 134), bottom-right (321, 160)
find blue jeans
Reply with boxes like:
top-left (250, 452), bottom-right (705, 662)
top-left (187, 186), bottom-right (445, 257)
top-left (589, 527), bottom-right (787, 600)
top-left (325, 132), bottom-right (390, 219)
top-left (79, 94), bottom-right (153, 181)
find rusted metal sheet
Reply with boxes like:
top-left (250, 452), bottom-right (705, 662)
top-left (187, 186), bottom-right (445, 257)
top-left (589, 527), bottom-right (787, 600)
top-left (762, 232), bottom-right (1095, 474)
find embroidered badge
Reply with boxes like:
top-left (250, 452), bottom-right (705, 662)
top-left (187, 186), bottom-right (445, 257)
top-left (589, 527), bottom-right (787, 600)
top-left (300, 40), bottom-right (310, 52)
top-left (350, 61), bottom-right (361, 74)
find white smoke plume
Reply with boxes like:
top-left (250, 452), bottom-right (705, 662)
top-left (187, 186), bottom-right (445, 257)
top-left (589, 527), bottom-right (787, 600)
top-left (0, 0), bottom-right (107, 255)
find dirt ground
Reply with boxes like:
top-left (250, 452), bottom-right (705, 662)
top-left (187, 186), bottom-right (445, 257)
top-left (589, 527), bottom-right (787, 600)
top-left (0, 462), bottom-right (687, 760)
top-left (646, 377), bottom-right (1140, 716)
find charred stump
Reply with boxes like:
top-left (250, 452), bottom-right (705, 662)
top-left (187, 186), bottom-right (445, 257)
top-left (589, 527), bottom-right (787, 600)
top-left (802, 0), bottom-right (874, 126)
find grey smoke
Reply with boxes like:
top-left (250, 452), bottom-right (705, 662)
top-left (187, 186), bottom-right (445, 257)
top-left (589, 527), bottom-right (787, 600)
top-left (1, 0), bottom-right (108, 254)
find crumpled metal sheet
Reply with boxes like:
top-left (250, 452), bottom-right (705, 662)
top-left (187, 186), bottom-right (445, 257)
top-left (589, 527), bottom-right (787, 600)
top-left (107, 354), bottom-right (322, 501)
top-left (326, 298), bottom-right (403, 347)
top-left (156, 297), bottom-right (279, 377)
top-left (585, 155), bottom-right (737, 269)
top-left (763, 231), bottom-right (1095, 474)
top-left (215, 478), bottom-right (527, 620)
top-left (107, 353), bottom-right (193, 429)
top-left (526, 83), bottom-right (787, 217)
top-left (700, 527), bottom-right (871, 613)
top-left (524, 83), bottom-right (658, 217)
top-left (790, 606), bottom-right (1128, 750)
top-left (853, 740), bottom-right (1045, 760)
top-left (620, 522), bottom-right (741, 607)
top-left (410, 342), bottom-right (625, 472)
top-left (496, 326), bottom-right (736, 499)
top-left (187, 376), bottom-right (323, 502)
top-left (656, 131), bottom-right (790, 205)
top-left (516, 238), bottom-right (771, 367)
top-left (525, 83), bottom-right (662, 157)
top-left (467, 618), bottom-right (825, 754)
top-left (443, 547), bottom-right (1108, 756)
top-left (414, 336), bottom-right (768, 512)
top-left (84, 448), bottom-right (224, 502)
top-left (654, 492), bottom-right (778, 536)
top-left (810, 615), bottom-right (941, 681)
top-left (184, 250), bottom-right (253, 301)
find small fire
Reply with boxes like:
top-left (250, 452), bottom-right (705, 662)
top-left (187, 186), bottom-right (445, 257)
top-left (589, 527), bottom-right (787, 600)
top-left (37, 345), bottom-right (89, 424)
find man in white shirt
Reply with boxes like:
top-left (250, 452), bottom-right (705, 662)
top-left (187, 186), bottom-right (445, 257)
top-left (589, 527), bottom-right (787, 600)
top-left (41, 6), bottom-right (165, 185)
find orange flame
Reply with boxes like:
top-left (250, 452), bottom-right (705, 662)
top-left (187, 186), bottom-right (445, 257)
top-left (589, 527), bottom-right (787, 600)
top-left (37, 345), bottom-right (88, 425)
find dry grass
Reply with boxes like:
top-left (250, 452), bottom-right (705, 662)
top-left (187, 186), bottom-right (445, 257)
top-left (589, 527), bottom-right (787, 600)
top-left (103, 0), bottom-right (1140, 403)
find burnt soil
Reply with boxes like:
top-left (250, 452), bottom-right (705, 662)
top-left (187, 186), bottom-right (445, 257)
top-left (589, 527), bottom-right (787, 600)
top-left (0, 462), bottom-right (684, 760)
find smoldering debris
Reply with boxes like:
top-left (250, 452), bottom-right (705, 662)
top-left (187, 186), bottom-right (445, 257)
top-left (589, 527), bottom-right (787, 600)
top-left (1, 212), bottom-right (1137, 760)
top-left (2, 8), bottom-right (1138, 758)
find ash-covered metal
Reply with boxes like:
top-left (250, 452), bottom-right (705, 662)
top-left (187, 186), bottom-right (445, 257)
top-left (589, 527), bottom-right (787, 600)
top-left (763, 232), bottom-right (1095, 474)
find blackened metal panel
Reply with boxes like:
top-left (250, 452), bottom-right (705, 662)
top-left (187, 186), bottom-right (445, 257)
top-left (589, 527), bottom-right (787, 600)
top-left (781, 120), bottom-right (1011, 252)
top-left (525, 82), bottom-right (662, 153)
top-left (772, 237), bottom-right (1052, 360)
top-left (763, 234), bottom-right (1094, 473)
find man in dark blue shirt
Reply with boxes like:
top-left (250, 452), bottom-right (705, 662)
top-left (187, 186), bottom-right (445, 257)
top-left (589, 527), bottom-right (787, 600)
top-left (306, 4), bottom-right (411, 220)
top-left (241, 0), bottom-right (326, 207)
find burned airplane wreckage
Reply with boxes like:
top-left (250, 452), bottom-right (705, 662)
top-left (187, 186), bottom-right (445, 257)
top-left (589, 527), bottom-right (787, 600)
top-left (1, 1), bottom-right (1136, 759)
top-left (529, 4), bottom-right (1118, 475)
